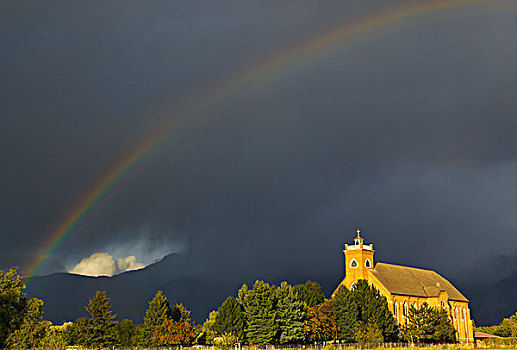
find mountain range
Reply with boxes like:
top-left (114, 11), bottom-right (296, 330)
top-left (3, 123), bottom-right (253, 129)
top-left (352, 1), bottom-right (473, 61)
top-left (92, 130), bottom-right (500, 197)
top-left (27, 252), bottom-right (339, 324)
top-left (27, 252), bottom-right (517, 326)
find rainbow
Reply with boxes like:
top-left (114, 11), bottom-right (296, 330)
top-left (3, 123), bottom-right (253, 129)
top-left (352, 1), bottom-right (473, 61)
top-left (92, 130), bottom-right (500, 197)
top-left (24, 0), bottom-right (515, 284)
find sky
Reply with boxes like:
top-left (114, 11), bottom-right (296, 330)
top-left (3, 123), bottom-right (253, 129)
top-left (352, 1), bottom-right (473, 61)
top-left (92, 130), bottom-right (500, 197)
top-left (2, 0), bottom-right (517, 287)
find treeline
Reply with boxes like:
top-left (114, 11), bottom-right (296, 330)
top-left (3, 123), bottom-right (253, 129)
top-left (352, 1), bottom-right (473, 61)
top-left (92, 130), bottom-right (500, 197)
top-left (1, 269), bottom-right (458, 349)
top-left (476, 312), bottom-right (517, 337)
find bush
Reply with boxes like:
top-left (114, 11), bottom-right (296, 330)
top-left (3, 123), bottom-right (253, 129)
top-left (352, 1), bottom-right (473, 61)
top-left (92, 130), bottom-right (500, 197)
top-left (214, 332), bottom-right (239, 349)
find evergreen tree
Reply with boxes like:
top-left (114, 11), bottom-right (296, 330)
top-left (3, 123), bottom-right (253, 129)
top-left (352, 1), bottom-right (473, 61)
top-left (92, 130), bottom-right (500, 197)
top-left (84, 291), bottom-right (119, 347)
top-left (352, 280), bottom-right (397, 341)
top-left (140, 290), bottom-right (172, 345)
top-left (244, 280), bottom-right (279, 344)
top-left (39, 325), bottom-right (67, 350)
top-left (201, 310), bottom-right (218, 345)
top-left (0, 269), bottom-right (29, 348)
top-left (435, 308), bottom-right (456, 343)
top-left (332, 285), bottom-right (358, 342)
top-left (294, 280), bottom-right (325, 308)
top-left (276, 282), bottom-right (306, 344)
top-left (6, 298), bottom-right (48, 349)
top-left (214, 296), bottom-right (245, 340)
top-left (402, 302), bottom-right (456, 343)
top-left (171, 303), bottom-right (192, 323)
top-left (64, 317), bottom-right (90, 346)
top-left (355, 321), bottom-right (384, 344)
top-left (237, 284), bottom-right (249, 307)
top-left (117, 319), bottom-right (138, 346)
top-left (304, 299), bottom-right (338, 342)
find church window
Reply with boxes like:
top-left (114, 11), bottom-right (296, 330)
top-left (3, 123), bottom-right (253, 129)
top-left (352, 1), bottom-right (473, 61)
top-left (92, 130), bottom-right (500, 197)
top-left (350, 259), bottom-right (358, 268)
top-left (403, 301), bottom-right (408, 318)
top-left (365, 258), bottom-right (372, 268)
top-left (455, 307), bottom-right (458, 319)
top-left (441, 300), bottom-right (446, 309)
top-left (463, 309), bottom-right (468, 337)
top-left (394, 302), bottom-right (399, 323)
top-left (351, 282), bottom-right (357, 291)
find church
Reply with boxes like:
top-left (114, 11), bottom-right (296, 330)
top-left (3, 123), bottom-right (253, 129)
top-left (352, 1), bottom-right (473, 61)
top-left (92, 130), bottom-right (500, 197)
top-left (334, 230), bottom-right (474, 344)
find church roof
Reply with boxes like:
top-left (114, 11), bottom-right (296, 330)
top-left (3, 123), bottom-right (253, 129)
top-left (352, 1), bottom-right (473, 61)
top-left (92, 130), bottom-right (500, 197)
top-left (370, 262), bottom-right (468, 302)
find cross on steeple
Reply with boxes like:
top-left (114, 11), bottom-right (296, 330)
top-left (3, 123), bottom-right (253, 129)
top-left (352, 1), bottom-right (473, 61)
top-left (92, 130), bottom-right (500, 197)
top-left (354, 229), bottom-right (364, 245)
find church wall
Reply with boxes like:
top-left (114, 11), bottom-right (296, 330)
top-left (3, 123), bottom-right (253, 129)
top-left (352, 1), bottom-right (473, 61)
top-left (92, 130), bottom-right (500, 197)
top-left (337, 232), bottom-right (474, 344)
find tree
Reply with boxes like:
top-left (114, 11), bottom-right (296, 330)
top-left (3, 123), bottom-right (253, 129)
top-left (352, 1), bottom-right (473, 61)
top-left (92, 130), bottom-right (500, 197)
top-left (214, 332), bottom-right (240, 349)
top-left (6, 298), bottom-right (48, 349)
top-left (0, 269), bottom-right (28, 348)
top-left (1, 269), bottom-right (51, 349)
top-left (355, 321), bottom-right (384, 344)
top-left (244, 280), bottom-right (279, 344)
top-left (117, 319), bottom-right (138, 346)
top-left (83, 291), bottom-right (119, 347)
top-left (475, 311), bottom-right (517, 338)
top-left (140, 290), bottom-right (172, 345)
top-left (214, 296), bottom-right (245, 340)
top-left (151, 319), bottom-right (195, 345)
top-left (402, 302), bottom-right (455, 343)
top-left (294, 280), bottom-right (325, 308)
top-left (332, 285), bottom-right (358, 342)
top-left (304, 299), bottom-right (338, 342)
top-left (201, 310), bottom-right (218, 345)
top-left (496, 312), bottom-right (517, 337)
top-left (237, 283), bottom-right (249, 307)
top-left (276, 282), bottom-right (306, 344)
top-left (352, 280), bottom-right (397, 341)
top-left (171, 303), bottom-right (192, 323)
top-left (63, 317), bottom-right (90, 346)
top-left (39, 325), bottom-right (67, 350)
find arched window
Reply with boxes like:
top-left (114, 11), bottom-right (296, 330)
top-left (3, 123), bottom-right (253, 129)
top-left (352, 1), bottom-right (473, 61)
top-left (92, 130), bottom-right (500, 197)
top-left (394, 302), bottom-right (399, 323)
top-left (441, 300), bottom-right (446, 309)
top-left (365, 258), bottom-right (372, 268)
top-left (455, 307), bottom-right (460, 335)
top-left (350, 259), bottom-right (358, 268)
top-left (351, 282), bottom-right (357, 291)
top-left (403, 301), bottom-right (408, 318)
top-left (463, 308), bottom-right (468, 337)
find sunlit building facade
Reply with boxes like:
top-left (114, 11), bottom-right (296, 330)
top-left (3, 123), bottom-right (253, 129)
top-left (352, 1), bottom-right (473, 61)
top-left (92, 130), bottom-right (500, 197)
top-left (334, 231), bottom-right (474, 344)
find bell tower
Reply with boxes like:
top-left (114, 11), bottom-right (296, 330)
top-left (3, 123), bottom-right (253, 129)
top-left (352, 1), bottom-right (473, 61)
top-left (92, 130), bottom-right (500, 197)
top-left (343, 229), bottom-right (375, 286)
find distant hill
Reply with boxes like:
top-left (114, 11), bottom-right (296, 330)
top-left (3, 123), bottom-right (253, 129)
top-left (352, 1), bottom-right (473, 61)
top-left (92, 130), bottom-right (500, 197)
top-left (468, 269), bottom-right (517, 326)
top-left (455, 252), bottom-right (517, 326)
top-left (27, 252), bottom-right (339, 324)
top-left (28, 253), bottom-right (195, 322)
top-left (28, 251), bottom-right (517, 326)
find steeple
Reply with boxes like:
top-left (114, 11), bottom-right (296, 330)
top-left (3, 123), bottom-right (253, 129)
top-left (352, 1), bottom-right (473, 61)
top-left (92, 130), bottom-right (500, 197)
top-left (343, 229), bottom-right (375, 282)
top-left (354, 229), bottom-right (364, 247)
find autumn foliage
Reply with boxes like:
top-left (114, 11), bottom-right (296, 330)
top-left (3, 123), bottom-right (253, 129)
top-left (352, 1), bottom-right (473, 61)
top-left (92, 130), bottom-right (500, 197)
top-left (151, 319), bottom-right (195, 345)
top-left (304, 299), bottom-right (338, 342)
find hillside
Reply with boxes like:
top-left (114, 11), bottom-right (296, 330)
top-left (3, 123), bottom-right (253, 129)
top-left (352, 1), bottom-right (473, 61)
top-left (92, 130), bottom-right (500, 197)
top-left (27, 252), bottom-right (338, 323)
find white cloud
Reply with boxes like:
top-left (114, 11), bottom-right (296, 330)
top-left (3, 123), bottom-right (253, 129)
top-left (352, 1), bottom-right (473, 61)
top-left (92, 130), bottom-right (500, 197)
top-left (116, 255), bottom-right (145, 272)
top-left (69, 252), bottom-right (145, 277)
top-left (69, 252), bottom-right (116, 277)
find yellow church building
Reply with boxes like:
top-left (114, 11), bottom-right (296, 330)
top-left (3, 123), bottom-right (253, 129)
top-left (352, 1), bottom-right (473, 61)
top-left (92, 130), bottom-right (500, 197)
top-left (334, 230), bottom-right (474, 344)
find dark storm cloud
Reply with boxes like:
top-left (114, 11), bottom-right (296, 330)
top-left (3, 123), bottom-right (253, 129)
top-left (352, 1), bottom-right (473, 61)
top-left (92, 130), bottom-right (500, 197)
top-left (1, 0), bottom-right (517, 288)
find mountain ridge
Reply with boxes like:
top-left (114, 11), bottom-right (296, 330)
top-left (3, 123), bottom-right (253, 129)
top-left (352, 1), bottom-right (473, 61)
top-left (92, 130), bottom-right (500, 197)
top-left (26, 252), bottom-right (517, 326)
